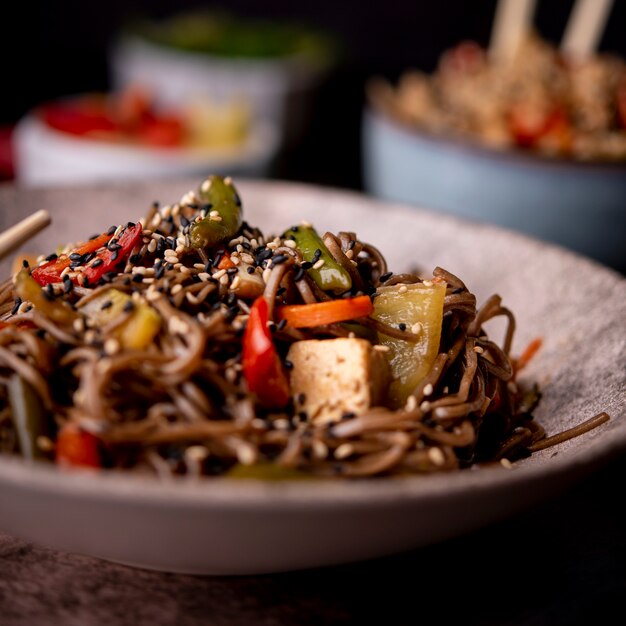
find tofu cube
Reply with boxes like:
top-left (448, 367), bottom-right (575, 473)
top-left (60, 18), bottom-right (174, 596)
top-left (287, 338), bottom-right (390, 424)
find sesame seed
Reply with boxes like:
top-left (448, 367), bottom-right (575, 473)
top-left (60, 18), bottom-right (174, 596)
top-left (212, 269), bottom-right (226, 279)
top-left (11, 297), bottom-right (22, 315)
top-left (300, 220), bottom-right (312, 228)
top-left (230, 276), bottom-right (241, 290)
top-left (179, 266), bottom-right (192, 275)
top-left (373, 344), bottom-right (390, 352)
top-left (398, 323), bottom-right (407, 331)
top-left (185, 445), bottom-right (209, 463)
top-left (147, 239), bottom-right (157, 253)
top-left (73, 318), bottom-right (85, 333)
top-left (423, 280), bottom-right (433, 287)
top-left (411, 322), bottom-right (423, 335)
top-left (171, 284), bottom-right (183, 295)
top-left (334, 443), bottom-right (354, 460)
top-left (219, 275), bottom-right (230, 285)
top-left (36, 435), bottom-right (55, 452)
top-left (210, 215), bottom-right (222, 222)
top-left (428, 447), bottom-right (446, 466)
top-left (312, 259), bottom-right (325, 270)
top-left (312, 440), bottom-right (329, 459)
top-left (423, 383), bottom-right (434, 396)
top-left (405, 395), bottom-right (418, 411)
top-left (398, 285), bottom-right (408, 294)
top-left (274, 418), bottom-right (290, 431)
top-left (104, 338), bottom-right (120, 355)
top-left (500, 458), bottom-right (513, 469)
top-left (420, 401), bottom-right (431, 413)
top-left (100, 300), bottom-right (113, 311)
top-left (474, 346), bottom-right (485, 354)
top-left (283, 239), bottom-right (297, 249)
top-left (380, 271), bottom-right (393, 282)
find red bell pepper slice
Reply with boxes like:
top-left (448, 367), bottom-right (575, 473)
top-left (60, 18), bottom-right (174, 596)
top-left (56, 423), bottom-right (101, 468)
top-left (242, 297), bottom-right (290, 408)
top-left (509, 104), bottom-right (571, 153)
top-left (32, 232), bottom-right (113, 286)
top-left (41, 101), bottom-right (118, 137)
top-left (80, 222), bottom-right (143, 287)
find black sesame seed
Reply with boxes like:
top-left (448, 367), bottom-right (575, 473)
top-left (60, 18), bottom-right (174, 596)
top-left (290, 225), bottom-right (299, 232)
top-left (127, 221), bottom-right (135, 228)
top-left (91, 258), bottom-right (104, 268)
top-left (271, 254), bottom-right (288, 265)
top-left (398, 323), bottom-right (407, 331)
top-left (276, 287), bottom-right (286, 296)
top-left (226, 267), bottom-right (238, 276)
top-left (122, 277), bottom-right (131, 286)
top-left (63, 279), bottom-right (73, 294)
top-left (312, 249), bottom-right (322, 262)
top-left (110, 250), bottom-right (119, 262)
top-left (298, 411), bottom-right (308, 421)
top-left (255, 248), bottom-right (272, 264)
top-left (241, 241), bottom-right (251, 250)
top-left (297, 393), bottom-right (307, 405)
top-left (129, 254), bottom-right (141, 264)
top-left (69, 253), bottom-right (82, 261)
top-left (44, 253), bottom-right (58, 262)
top-left (277, 318), bottom-right (287, 330)
top-left (364, 284), bottom-right (377, 296)
top-left (101, 300), bottom-right (113, 311)
top-left (347, 240), bottom-right (356, 251)
top-left (246, 266), bottom-right (255, 274)
top-left (155, 264), bottom-right (165, 279)
top-left (300, 261), bottom-right (312, 270)
top-left (294, 267), bottom-right (305, 281)
top-left (123, 300), bottom-right (135, 313)
top-left (35, 329), bottom-right (46, 339)
top-left (380, 271), bottom-right (393, 282)
top-left (11, 297), bottom-right (22, 315)
top-left (268, 322), bottom-right (277, 333)
top-left (42, 288), bottom-right (54, 301)
top-left (180, 216), bottom-right (189, 228)
top-left (341, 412), bottom-right (356, 420)
top-left (132, 274), bottom-right (143, 283)
top-left (88, 233), bottom-right (100, 241)
top-left (284, 359), bottom-right (293, 370)
top-left (166, 263), bottom-right (175, 271)
top-left (106, 225), bottom-right (117, 236)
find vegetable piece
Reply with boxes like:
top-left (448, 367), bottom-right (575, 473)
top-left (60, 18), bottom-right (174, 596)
top-left (283, 225), bottom-right (351, 293)
top-left (371, 282), bottom-right (446, 408)
top-left (509, 103), bottom-right (571, 153)
top-left (276, 295), bottom-right (373, 329)
top-left (7, 375), bottom-right (49, 461)
top-left (56, 423), bottom-right (101, 468)
top-left (227, 463), bottom-right (313, 481)
top-left (242, 296), bottom-right (290, 407)
top-left (41, 101), bottom-right (118, 137)
top-left (80, 289), bottom-right (161, 350)
top-left (189, 176), bottom-right (243, 249)
top-left (14, 270), bottom-right (76, 324)
top-left (80, 223), bottom-right (143, 287)
top-left (32, 232), bottom-right (112, 286)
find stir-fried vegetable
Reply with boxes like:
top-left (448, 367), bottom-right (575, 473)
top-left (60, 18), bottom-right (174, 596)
top-left (56, 423), bottom-right (101, 468)
top-left (7, 375), bottom-right (49, 461)
top-left (14, 270), bottom-right (76, 324)
top-left (80, 289), bottom-right (161, 351)
top-left (277, 295), bottom-right (373, 329)
top-left (227, 462), bottom-right (313, 480)
top-left (372, 282), bottom-right (446, 407)
top-left (283, 224), bottom-right (351, 293)
top-left (242, 297), bottom-right (290, 407)
top-left (189, 175), bottom-right (243, 249)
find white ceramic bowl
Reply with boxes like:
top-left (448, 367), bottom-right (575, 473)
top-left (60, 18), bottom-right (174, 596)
top-left (0, 179), bottom-right (624, 575)
top-left (13, 112), bottom-right (279, 187)
top-left (111, 36), bottom-right (328, 148)
top-left (363, 108), bottom-right (626, 272)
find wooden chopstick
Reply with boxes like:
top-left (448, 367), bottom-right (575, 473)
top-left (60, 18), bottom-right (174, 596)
top-left (489, 0), bottom-right (537, 63)
top-left (561, 0), bottom-right (614, 61)
top-left (0, 210), bottom-right (51, 262)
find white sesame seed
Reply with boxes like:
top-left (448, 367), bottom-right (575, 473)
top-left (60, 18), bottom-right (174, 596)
top-left (474, 346), bottom-right (485, 354)
top-left (274, 419), bottom-right (290, 430)
top-left (300, 220), bottom-right (312, 228)
top-left (334, 443), bottom-right (354, 460)
top-left (212, 269), bottom-right (226, 280)
top-left (500, 458), bottom-right (513, 469)
top-left (507, 381), bottom-right (518, 393)
top-left (17, 302), bottom-right (31, 314)
top-left (132, 266), bottom-right (147, 275)
top-left (150, 214), bottom-right (162, 228)
top-left (198, 273), bottom-right (211, 282)
top-left (405, 395), bottom-right (418, 411)
top-left (420, 401), bottom-right (431, 413)
top-left (210, 215), bottom-right (222, 222)
top-left (231, 255), bottom-right (241, 265)
top-left (230, 276), bottom-right (241, 290)
top-left (219, 275), bottom-right (229, 285)
top-left (185, 293), bottom-right (200, 305)
top-left (171, 284), bottom-right (183, 295)
top-left (209, 210), bottom-right (220, 218)
top-left (411, 322), bottom-right (423, 335)
top-left (443, 386), bottom-right (449, 394)
top-left (428, 447), bottom-right (446, 466)
top-left (423, 383), bottom-right (434, 396)
top-left (422, 280), bottom-right (433, 287)
top-left (193, 263), bottom-right (205, 270)
top-left (312, 440), bottom-right (329, 459)
top-left (251, 418), bottom-right (267, 430)
top-left (373, 344), bottom-right (390, 352)
top-left (60, 266), bottom-right (71, 278)
top-left (312, 259), bottom-right (325, 270)
top-left (73, 318), bottom-right (85, 333)
top-left (240, 253), bottom-right (255, 265)
top-left (84, 330), bottom-right (97, 344)
top-left (398, 285), bottom-right (408, 294)
top-left (283, 239), bottom-right (297, 249)
top-left (345, 249), bottom-right (354, 260)
top-left (175, 245), bottom-right (185, 255)
top-left (147, 239), bottom-right (157, 253)
top-left (145, 290), bottom-right (161, 302)
top-left (185, 445), bottom-right (208, 462)
top-left (266, 241), bottom-right (278, 250)
top-left (179, 266), bottom-right (192, 275)
top-left (104, 338), bottom-right (120, 355)
top-left (36, 435), bottom-right (55, 452)
top-left (225, 368), bottom-right (237, 383)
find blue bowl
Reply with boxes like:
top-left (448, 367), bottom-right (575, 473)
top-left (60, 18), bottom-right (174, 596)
top-left (363, 108), bottom-right (626, 272)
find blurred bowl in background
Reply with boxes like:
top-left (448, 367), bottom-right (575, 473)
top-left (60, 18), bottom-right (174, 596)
top-left (362, 107), bottom-right (626, 272)
top-left (110, 12), bottom-right (335, 149)
top-left (13, 94), bottom-right (279, 187)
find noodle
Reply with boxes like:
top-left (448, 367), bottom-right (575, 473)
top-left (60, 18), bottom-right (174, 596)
top-left (0, 177), bottom-right (610, 478)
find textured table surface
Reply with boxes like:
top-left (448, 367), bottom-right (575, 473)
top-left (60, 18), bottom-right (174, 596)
top-left (1, 453), bottom-right (625, 626)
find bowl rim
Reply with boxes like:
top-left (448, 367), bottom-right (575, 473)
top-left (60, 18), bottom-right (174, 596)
top-left (365, 103), bottom-right (626, 175)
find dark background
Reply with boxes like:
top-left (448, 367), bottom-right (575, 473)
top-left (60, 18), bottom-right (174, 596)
top-left (3, 0), bottom-right (626, 188)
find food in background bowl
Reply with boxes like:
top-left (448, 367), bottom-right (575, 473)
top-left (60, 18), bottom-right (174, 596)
top-left (371, 35), bottom-right (626, 162)
top-left (13, 91), bottom-right (278, 186)
top-left (111, 11), bottom-right (335, 147)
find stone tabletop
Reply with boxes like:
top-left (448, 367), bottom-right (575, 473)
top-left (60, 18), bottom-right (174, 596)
top-left (1, 454), bottom-right (624, 626)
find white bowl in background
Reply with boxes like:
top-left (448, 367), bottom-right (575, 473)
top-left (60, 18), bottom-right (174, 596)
top-left (362, 108), bottom-right (626, 272)
top-left (110, 36), bottom-right (328, 149)
top-left (13, 111), bottom-right (279, 187)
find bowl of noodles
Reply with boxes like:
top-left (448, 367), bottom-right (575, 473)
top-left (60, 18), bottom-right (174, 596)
top-left (0, 176), bottom-right (624, 574)
top-left (363, 36), bottom-right (626, 272)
